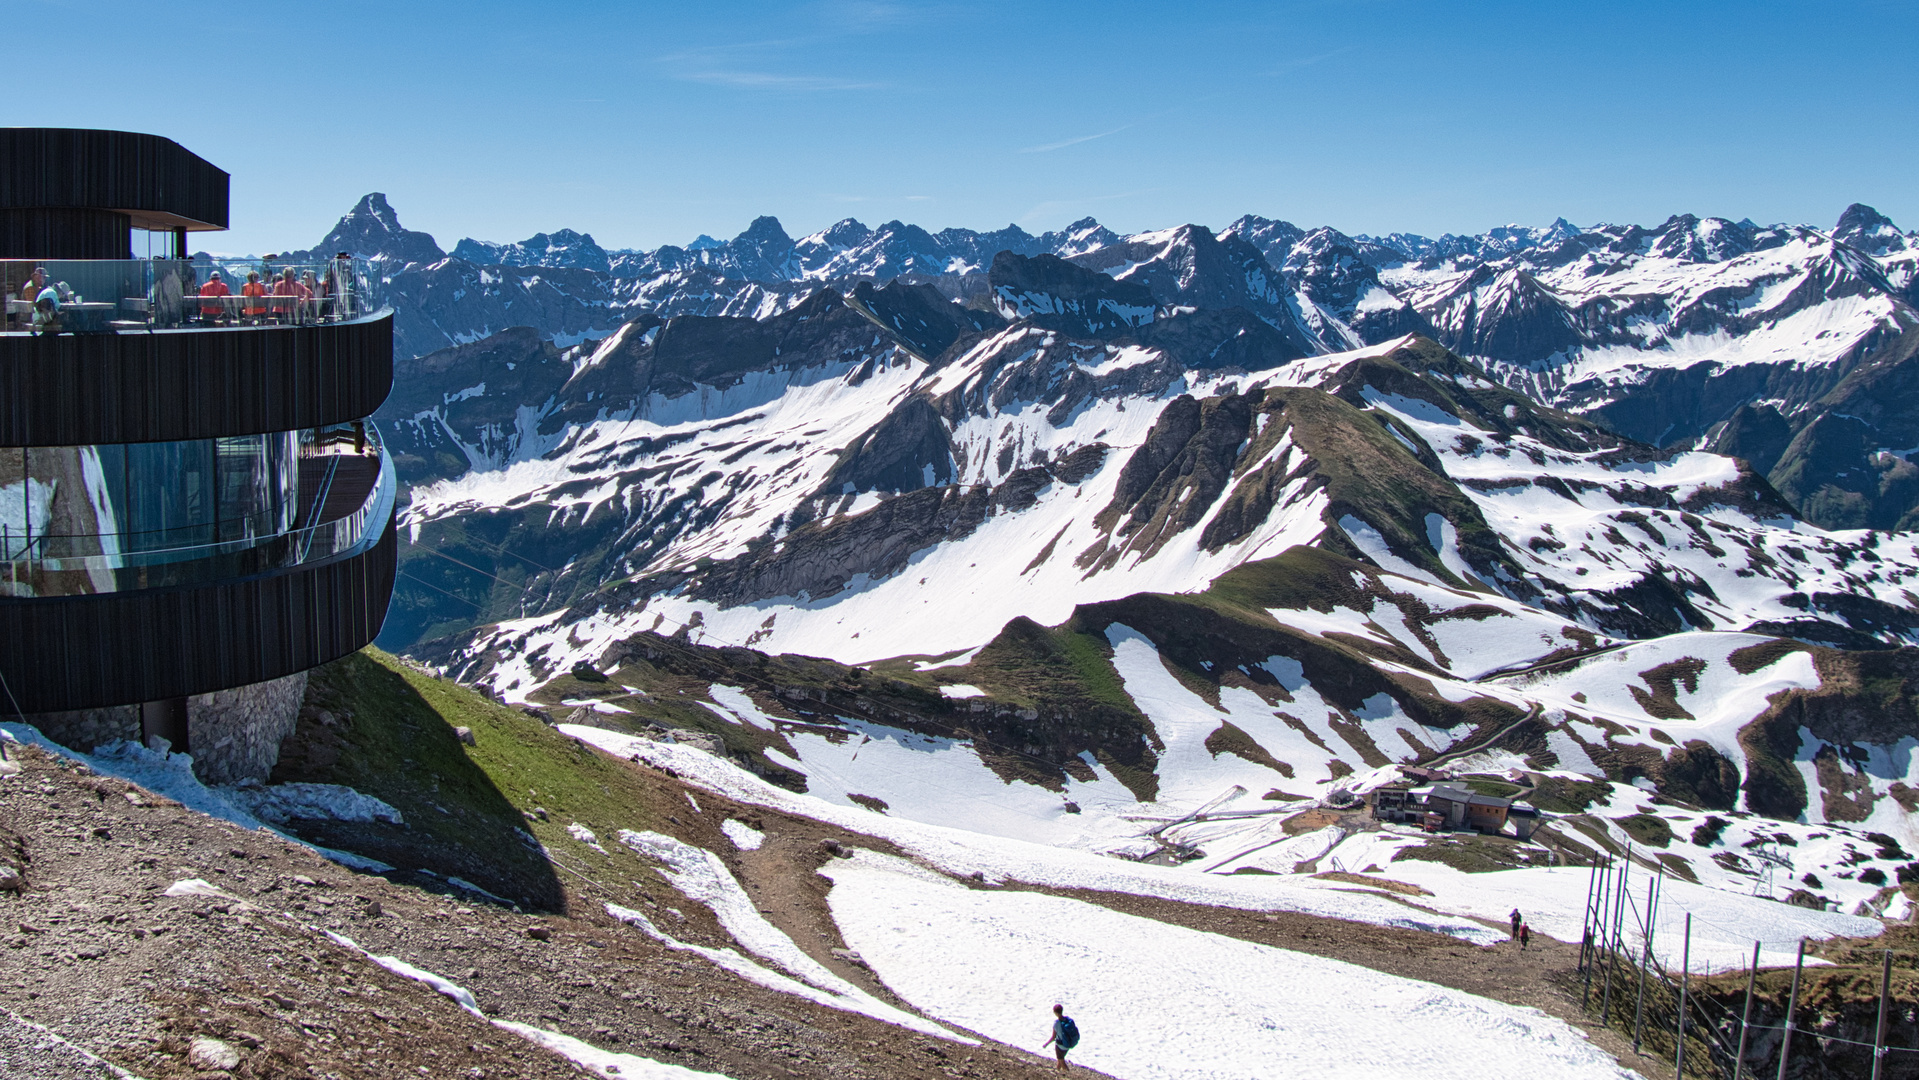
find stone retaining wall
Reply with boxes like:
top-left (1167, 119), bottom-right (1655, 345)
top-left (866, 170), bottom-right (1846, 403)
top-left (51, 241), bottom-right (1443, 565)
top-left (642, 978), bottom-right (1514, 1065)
top-left (17, 670), bottom-right (309, 784)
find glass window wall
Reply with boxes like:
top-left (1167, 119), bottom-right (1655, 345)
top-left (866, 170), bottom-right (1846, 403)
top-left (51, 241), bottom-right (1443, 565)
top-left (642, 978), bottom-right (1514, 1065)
top-left (0, 431), bottom-right (299, 560)
top-left (0, 424), bottom-right (390, 597)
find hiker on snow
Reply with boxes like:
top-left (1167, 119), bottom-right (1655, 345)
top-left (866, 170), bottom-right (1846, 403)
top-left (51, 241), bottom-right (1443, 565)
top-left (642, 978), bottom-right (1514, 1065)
top-left (1509, 908), bottom-right (1522, 938)
top-left (1042, 1003), bottom-right (1079, 1072)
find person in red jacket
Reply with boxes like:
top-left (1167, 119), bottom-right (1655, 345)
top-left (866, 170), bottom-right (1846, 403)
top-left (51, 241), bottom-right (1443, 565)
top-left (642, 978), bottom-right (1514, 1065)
top-left (198, 270), bottom-right (231, 324)
top-left (240, 270), bottom-right (268, 324)
top-left (270, 267), bottom-right (311, 323)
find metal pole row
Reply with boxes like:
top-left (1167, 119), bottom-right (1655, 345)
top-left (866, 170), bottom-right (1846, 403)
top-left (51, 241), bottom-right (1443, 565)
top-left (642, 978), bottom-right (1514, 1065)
top-left (1733, 940), bottom-right (1760, 1080)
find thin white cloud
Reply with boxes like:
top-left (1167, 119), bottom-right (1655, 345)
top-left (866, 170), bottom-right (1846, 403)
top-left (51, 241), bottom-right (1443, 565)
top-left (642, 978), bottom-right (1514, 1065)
top-left (678, 70), bottom-right (883, 91)
top-left (1020, 126), bottom-right (1132, 154)
top-left (1261, 45), bottom-right (1359, 75)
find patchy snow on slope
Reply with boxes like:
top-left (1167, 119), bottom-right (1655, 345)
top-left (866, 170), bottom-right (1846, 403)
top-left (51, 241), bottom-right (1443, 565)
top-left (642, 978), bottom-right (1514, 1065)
top-left (497, 1022), bottom-right (741, 1080)
top-left (1490, 633), bottom-right (1817, 785)
top-left (567, 822), bottom-right (609, 854)
top-left (615, 830), bottom-right (966, 1040)
top-left (822, 852), bottom-right (1636, 1080)
top-left (222, 782), bottom-right (405, 826)
top-left (721, 819), bottom-right (764, 850)
top-left (563, 726), bottom-right (1501, 944)
top-left (326, 930), bottom-right (737, 1078)
top-left (769, 716), bottom-right (1141, 849)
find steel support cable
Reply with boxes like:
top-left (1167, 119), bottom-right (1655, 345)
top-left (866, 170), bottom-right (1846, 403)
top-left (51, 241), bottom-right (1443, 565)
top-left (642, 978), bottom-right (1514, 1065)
top-left (397, 570), bottom-right (487, 610)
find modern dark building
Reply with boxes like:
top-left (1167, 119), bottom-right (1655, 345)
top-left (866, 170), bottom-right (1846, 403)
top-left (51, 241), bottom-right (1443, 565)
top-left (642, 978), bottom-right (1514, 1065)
top-left (0, 128), bottom-right (396, 782)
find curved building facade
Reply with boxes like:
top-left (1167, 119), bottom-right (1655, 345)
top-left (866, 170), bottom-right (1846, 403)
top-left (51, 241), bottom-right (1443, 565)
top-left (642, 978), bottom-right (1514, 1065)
top-left (1, 129), bottom-right (396, 782)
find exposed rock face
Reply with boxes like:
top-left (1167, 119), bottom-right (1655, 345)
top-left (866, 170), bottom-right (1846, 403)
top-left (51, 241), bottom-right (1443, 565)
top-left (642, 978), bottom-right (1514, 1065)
top-left (1126, 307), bottom-right (1308, 370)
top-left (1091, 393), bottom-right (1256, 564)
top-left (1708, 402), bottom-right (1794, 476)
top-left (988, 251), bottom-right (1157, 337)
top-left (376, 325), bottom-right (583, 487)
top-left (1282, 226), bottom-right (1432, 347)
top-left (847, 279), bottom-right (1002, 362)
top-left (452, 229), bottom-right (611, 272)
top-left (289, 193), bottom-right (445, 267)
top-left (1070, 224), bottom-right (1322, 355)
top-left (1833, 202), bottom-right (1908, 256)
top-left (1755, 323), bottom-right (1919, 531)
top-left (187, 671), bottom-right (311, 785)
top-left (1421, 264), bottom-right (1585, 366)
top-left (814, 396), bottom-right (956, 498)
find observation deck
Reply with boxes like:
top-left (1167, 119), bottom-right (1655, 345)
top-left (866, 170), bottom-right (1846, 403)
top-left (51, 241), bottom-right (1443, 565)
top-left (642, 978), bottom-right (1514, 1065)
top-left (2, 258), bottom-right (392, 444)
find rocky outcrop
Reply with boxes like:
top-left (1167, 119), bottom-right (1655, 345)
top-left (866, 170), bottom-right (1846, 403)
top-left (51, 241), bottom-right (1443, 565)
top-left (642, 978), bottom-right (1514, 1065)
top-left (988, 251), bottom-right (1158, 337)
top-left (813, 397), bottom-right (956, 498)
top-left (452, 229), bottom-right (611, 272)
top-left (286, 193), bottom-right (445, 267)
top-left (847, 279), bottom-right (1002, 362)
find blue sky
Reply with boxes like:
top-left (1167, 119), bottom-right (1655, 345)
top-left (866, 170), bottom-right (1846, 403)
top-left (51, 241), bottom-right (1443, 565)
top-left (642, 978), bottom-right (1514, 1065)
top-left (16, 0), bottom-right (1916, 254)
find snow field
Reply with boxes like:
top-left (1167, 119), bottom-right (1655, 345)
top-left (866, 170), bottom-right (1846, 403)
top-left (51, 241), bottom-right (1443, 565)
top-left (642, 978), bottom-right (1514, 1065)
top-left (561, 725), bottom-right (1501, 944)
top-left (820, 852), bottom-right (1639, 1080)
top-left (614, 829), bottom-right (967, 1041)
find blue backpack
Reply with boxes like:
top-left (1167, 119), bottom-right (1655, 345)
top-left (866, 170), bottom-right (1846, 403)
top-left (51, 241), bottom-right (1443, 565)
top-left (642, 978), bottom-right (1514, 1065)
top-left (1057, 1016), bottom-right (1080, 1049)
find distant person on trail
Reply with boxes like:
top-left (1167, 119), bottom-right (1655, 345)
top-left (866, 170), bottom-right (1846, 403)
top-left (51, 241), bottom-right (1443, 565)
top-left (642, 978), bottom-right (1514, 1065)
top-left (1509, 908), bottom-right (1522, 939)
top-left (1519, 923), bottom-right (1531, 951)
top-left (1042, 1003), bottom-right (1079, 1072)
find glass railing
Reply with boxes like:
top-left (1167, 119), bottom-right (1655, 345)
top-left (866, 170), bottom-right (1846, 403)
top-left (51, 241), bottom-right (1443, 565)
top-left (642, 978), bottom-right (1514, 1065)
top-left (0, 424), bottom-right (394, 596)
top-left (1, 257), bottom-right (385, 335)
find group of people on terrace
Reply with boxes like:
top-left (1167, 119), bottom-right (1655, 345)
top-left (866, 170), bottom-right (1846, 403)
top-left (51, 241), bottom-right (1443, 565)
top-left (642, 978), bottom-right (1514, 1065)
top-left (4, 253), bottom-right (362, 334)
top-left (192, 264), bottom-right (339, 327)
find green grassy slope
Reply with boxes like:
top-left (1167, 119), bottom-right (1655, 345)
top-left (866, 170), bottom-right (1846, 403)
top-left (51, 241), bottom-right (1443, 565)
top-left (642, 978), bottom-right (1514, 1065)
top-left (272, 648), bottom-right (686, 912)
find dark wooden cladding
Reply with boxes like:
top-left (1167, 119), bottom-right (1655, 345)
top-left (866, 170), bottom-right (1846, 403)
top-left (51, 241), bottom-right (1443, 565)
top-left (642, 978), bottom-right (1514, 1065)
top-left (0, 208), bottom-right (132, 259)
top-left (0, 129), bottom-right (228, 237)
top-left (0, 512), bottom-right (395, 713)
top-left (0, 314), bottom-right (393, 445)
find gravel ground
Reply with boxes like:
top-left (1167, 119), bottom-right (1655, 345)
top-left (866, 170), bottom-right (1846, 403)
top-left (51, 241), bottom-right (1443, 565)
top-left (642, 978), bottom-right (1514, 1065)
top-left (0, 742), bottom-right (1099, 1080)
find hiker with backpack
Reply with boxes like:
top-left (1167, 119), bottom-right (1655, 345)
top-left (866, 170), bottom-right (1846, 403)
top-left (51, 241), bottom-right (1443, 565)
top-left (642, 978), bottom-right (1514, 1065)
top-left (1042, 1003), bottom-right (1079, 1072)
top-left (1518, 923), bottom-right (1532, 951)
top-left (1509, 908), bottom-right (1522, 939)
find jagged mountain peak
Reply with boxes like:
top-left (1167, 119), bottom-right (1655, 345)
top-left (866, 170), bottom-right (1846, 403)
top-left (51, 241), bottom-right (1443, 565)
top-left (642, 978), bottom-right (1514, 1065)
top-left (1834, 202), bottom-right (1908, 256)
top-left (451, 228), bottom-right (611, 272)
top-left (734, 215), bottom-right (794, 245)
top-left (302, 192), bottom-right (446, 266)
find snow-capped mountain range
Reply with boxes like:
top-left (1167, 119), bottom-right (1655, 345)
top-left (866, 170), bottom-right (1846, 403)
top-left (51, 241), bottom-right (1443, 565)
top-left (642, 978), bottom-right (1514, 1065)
top-left (303, 192), bottom-right (1919, 539)
top-left (291, 189), bottom-right (1919, 920)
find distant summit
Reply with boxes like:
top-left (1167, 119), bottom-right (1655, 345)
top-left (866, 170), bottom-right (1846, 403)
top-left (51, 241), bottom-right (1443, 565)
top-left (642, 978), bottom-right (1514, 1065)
top-left (292, 192), bottom-right (445, 266)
